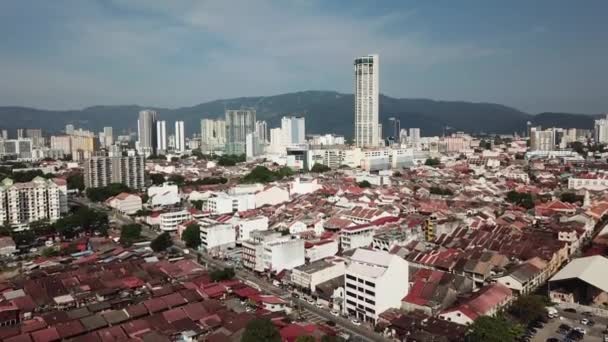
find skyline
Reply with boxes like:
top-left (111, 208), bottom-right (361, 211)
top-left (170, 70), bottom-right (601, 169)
top-left (1, 1), bottom-right (608, 113)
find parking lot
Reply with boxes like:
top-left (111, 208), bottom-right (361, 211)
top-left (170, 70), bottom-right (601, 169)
top-left (532, 309), bottom-right (608, 342)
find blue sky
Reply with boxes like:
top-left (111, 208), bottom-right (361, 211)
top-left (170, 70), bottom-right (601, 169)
top-left (1, 0), bottom-right (606, 113)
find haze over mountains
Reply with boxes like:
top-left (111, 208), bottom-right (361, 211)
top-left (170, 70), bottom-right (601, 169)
top-left (0, 91), bottom-right (600, 138)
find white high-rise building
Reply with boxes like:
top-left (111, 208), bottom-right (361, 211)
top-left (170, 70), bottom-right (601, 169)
top-left (137, 110), bottom-right (158, 157)
top-left (103, 127), bottom-right (113, 148)
top-left (175, 121), bottom-right (185, 152)
top-left (354, 54), bottom-right (380, 148)
top-left (225, 109), bottom-right (256, 155)
top-left (65, 124), bottom-right (74, 135)
top-left (408, 128), bottom-right (421, 147)
top-left (530, 127), bottom-right (556, 151)
top-left (83, 155), bottom-right (145, 190)
top-left (200, 119), bottom-right (226, 152)
top-left (156, 120), bottom-right (167, 153)
top-left (256, 120), bottom-right (269, 143)
top-left (594, 114), bottom-right (608, 144)
top-left (281, 116), bottom-right (306, 145)
top-left (0, 177), bottom-right (64, 227)
top-left (344, 249), bottom-right (409, 323)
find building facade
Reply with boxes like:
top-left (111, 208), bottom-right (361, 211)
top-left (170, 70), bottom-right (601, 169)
top-left (83, 155), bottom-right (145, 190)
top-left (225, 109), bottom-right (256, 155)
top-left (137, 110), bottom-right (158, 157)
top-left (354, 54), bottom-right (381, 148)
top-left (0, 177), bottom-right (63, 227)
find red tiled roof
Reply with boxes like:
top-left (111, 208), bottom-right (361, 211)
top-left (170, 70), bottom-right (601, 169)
top-left (30, 327), bottom-right (60, 342)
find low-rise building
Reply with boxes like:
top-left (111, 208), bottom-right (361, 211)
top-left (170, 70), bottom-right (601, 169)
top-left (291, 258), bottom-right (345, 292)
top-left (200, 223), bottom-right (235, 252)
top-left (234, 216), bottom-right (269, 243)
top-left (147, 183), bottom-right (180, 208)
top-left (159, 210), bottom-right (192, 232)
top-left (439, 283), bottom-right (513, 325)
top-left (263, 239), bottom-right (305, 273)
top-left (0, 236), bottom-right (17, 256)
top-left (340, 226), bottom-right (375, 251)
top-left (106, 192), bottom-right (142, 215)
top-left (305, 239), bottom-right (339, 262)
top-left (344, 249), bottom-right (410, 323)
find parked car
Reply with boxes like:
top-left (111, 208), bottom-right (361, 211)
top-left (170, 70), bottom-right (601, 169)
top-left (564, 308), bottom-right (577, 313)
top-left (351, 318), bottom-right (361, 326)
top-left (581, 311), bottom-right (593, 317)
top-left (330, 310), bottom-right (340, 316)
top-left (580, 318), bottom-right (589, 325)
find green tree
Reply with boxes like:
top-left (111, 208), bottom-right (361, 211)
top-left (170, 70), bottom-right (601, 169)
top-left (168, 174), bottom-right (185, 186)
top-left (151, 232), bottom-right (173, 252)
top-left (210, 267), bottom-right (235, 282)
top-left (560, 192), bottom-right (582, 204)
top-left (67, 174), bottom-right (85, 191)
top-left (424, 158), bottom-right (440, 167)
top-left (310, 163), bottom-right (331, 173)
top-left (321, 336), bottom-right (344, 342)
top-left (86, 183), bottom-right (133, 202)
top-left (42, 246), bottom-right (60, 257)
top-left (467, 316), bottom-right (523, 342)
top-left (191, 200), bottom-right (204, 210)
top-left (242, 166), bottom-right (277, 184)
top-left (357, 180), bottom-right (372, 188)
top-left (120, 224), bottom-right (142, 246)
top-left (149, 173), bottom-right (166, 185)
top-left (241, 318), bottom-right (281, 342)
top-left (509, 295), bottom-right (548, 325)
top-left (182, 223), bottom-right (201, 249)
top-left (505, 191), bottom-right (535, 209)
top-left (218, 154), bottom-right (246, 166)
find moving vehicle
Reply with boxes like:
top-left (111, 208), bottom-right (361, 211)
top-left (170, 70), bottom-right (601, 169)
top-left (351, 318), bottom-right (361, 326)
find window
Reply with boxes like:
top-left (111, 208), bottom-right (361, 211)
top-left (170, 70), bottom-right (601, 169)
top-left (365, 281), bottom-right (375, 288)
top-left (346, 274), bottom-right (357, 281)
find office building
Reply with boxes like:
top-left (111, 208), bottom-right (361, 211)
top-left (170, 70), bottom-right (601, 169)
top-left (175, 121), bottom-right (185, 152)
top-left (16, 129), bottom-right (24, 139)
top-left (137, 110), bottom-right (158, 157)
top-left (83, 155), bottom-right (145, 190)
top-left (344, 249), bottom-right (409, 323)
top-left (101, 127), bottom-right (113, 148)
top-left (354, 54), bottom-right (381, 147)
top-left (200, 119), bottom-right (226, 152)
top-left (225, 109), bottom-right (256, 155)
top-left (25, 129), bottom-right (44, 148)
top-left (1, 130), bottom-right (8, 140)
top-left (0, 177), bottom-right (64, 227)
top-left (281, 116), bottom-right (306, 145)
top-left (594, 114), bottom-right (608, 144)
top-left (156, 120), bottom-right (167, 153)
top-left (256, 120), bottom-right (269, 143)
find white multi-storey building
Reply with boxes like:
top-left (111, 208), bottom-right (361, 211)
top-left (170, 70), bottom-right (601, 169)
top-left (225, 109), bottom-right (256, 155)
top-left (340, 226), bottom-right (375, 251)
top-left (156, 120), bottom-right (167, 153)
top-left (281, 116), bottom-right (306, 145)
top-left (0, 177), bottom-right (63, 227)
top-left (147, 182), bottom-right (180, 208)
top-left (203, 193), bottom-right (255, 214)
top-left (159, 210), bottom-right (192, 232)
top-left (175, 121), bottom-right (185, 152)
top-left (200, 119), bottom-right (226, 152)
top-left (344, 249), bottom-right (409, 323)
top-left (263, 239), bottom-right (305, 273)
top-left (83, 155), bottom-right (145, 190)
top-left (256, 120), bottom-right (268, 143)
top-left (200, 223), bottom-right (235, 252)
top-left (354, 54), bottom-right (381, 148)
top-left (292, 258), bottom-right (346, 292)
top-left (594, 114), bottom-right (608, 144)
top-left (234, 216), bottom-right (269, 243)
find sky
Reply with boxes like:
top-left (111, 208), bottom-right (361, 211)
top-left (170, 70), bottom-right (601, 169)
top-left (1, 0), bottom-right (607, 114)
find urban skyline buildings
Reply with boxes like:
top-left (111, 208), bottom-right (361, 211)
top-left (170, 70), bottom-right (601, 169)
top-left (354, 54), bottom-right (381, 148)
top-left (225, 109), bottom-right (256, 155)
top-left (137, 109), bottom-right (158, 157)
top-left (281, 116), bottom-right (306, 146)
top-left (200, 118), bottom-right (226, 152)
top-left (175, 121), bottom-right (185, 153)
top-left (156, 120), bottom-right (167, 152)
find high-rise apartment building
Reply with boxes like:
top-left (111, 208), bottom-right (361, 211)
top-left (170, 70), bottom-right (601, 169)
top-left (200, 119), bottom-right (226, 152)
top-left (530, 127), bottom-right (556, 151)
top-left (137, 110), bottom-right (158, 157)
top-left (175, 121), bottom-right (185, 152)
top-left (0, 139), bottom-right (33, 160)
top-left (25, 129), bottom-right (44, 148)
top-left (281, 116), bottom-right (306, 145)
top-left (0, 177), bottom-right (65, 227)
top-left (594, 114), bottom-right (608, 144)
top-left (83, 155), bottom-right (145, 190)
top-left (256, 120), bottom-right (268, 143)
top-left (102, 127), bottom-right (113, 148)
top-left (408, 128), bottom-right (421, 147)
top-left (65, 124), bottom-right (74, 135)
top-left (225, 109), bottom-right (256, 155)
top-left (156, 120), bottom-right (167, 153)
top-left (354, 54), bottom-right (380, 148)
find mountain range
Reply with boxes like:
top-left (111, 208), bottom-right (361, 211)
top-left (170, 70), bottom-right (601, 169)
top-left (0, 91), bottom-right (601, 138)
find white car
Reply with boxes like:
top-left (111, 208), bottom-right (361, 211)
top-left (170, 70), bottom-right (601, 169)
top-left (580, 318), bottom-right (589, 325)
top-left (351, 318), bottom-right (361, 326)
top-left (307, 298), bottom-right (315, 304)
top-left (315, 302), bottom-right (323, 308)
top-left (574, 327), bottom-right (586, 335)
top-left (330, 310), bottom-right (340, 317)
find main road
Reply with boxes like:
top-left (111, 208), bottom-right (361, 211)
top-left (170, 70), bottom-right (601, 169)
top-left (72, 196), bottom-right (387, 341)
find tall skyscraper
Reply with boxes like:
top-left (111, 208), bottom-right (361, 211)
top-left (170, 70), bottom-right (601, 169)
top-left (281, 116), bottom-right (306, 145)
top-left (256, 120), bottom-right (269, 143)
top-left (201, 119), bottom-right (226, 152)
top-left (354, 54), bottom-right (380, 148)
top-left (225, 109), bottom-right (256, 155)
top-left (408, 128), bottom-right (421, 147)
top-left (175, 121), bottom-right (185, 152)
top-left (156, 120), bottom-right (167, 153)
top-left (16, 129), bottom-right (24, 139)
top-left (594, 114), bottom-right (608, 144)
top-left (0, 130), bottom-right (7, 140)
top-left (103, 127), bottom-right (113, 148)
top-left (65, 124), bottom-right (74, 135)
top-left (83, 155), bottom-right (145, 190)
top-left (137, 110), bottom-right (158, 157)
